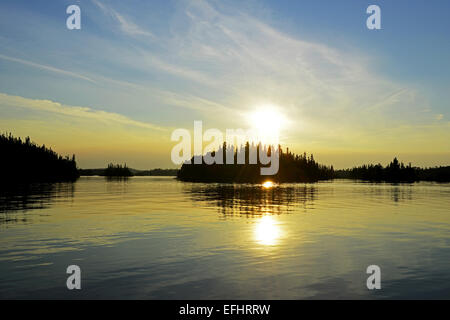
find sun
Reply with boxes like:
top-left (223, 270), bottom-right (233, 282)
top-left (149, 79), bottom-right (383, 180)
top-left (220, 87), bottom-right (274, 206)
top-left (247, 105), bottom-right (286, 145)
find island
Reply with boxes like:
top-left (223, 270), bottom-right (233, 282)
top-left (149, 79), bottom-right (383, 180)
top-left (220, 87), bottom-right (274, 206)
top-left (177, 143), bottom-right (334, 183)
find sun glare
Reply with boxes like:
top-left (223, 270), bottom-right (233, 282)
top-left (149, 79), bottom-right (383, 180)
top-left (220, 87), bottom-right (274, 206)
top-left (248, 105), bottom-right (286, 145)
top-left (254, 216), bottom-right (282, 246)
top-left (262, 181), bottom-right (274, 188)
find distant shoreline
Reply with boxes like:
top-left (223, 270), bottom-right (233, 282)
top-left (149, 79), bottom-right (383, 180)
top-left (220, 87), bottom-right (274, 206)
top-left (78, 168), bottom-right (178, 177)
top-left (2, 133), bottom-right (449, 184)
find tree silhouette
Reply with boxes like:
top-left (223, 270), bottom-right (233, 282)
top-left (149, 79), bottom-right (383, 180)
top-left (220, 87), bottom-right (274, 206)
top-left (104, 163), bottom-right (133, 177)
top-left (177, 142), bottom-right (334, 183)
top-left (334, 157), bottom-right (450, 182)
top-left (0, 132), bottom-right (79, 183)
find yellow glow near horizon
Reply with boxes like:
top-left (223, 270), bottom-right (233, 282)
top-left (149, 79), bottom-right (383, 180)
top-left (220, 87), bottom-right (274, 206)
top-left (254, 216), bottom-right (282, 246)
top-left (248, 105), bottom-right (286, 145)
top-left (3, 92), bottom-right (450, 169)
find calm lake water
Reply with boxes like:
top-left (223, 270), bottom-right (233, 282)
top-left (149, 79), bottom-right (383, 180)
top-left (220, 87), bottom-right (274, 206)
top-left (1, 176), bottom-right (450, 299)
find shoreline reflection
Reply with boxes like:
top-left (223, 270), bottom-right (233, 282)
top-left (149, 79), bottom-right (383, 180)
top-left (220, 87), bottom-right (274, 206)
top-left (184, 183), bottom-right (317, 217)
top-left (0, 182), bottom-right (75, 225)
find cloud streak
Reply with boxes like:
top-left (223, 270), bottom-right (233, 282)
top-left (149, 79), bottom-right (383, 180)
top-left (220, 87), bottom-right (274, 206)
top-left (92, 0), bottom-right (156, 39)
top-left (0, 54), bottom-right (96, 83)
top-left (0, 92), bottom-right (165, 131)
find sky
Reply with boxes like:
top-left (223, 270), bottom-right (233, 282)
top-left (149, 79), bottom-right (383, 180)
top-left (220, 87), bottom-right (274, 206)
top-left (0, 0), bottom-right (449, 169)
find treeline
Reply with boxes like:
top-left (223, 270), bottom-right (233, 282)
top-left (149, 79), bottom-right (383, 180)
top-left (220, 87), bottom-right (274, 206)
top-left (335, 157), bottom-right (450, 182)
top-left (4, 132), bottom-right (448, 184)
top-left (0, 133), bottom-right (79, 182)
top-left (177, 142), bottom-right (334, 183)
top-left (134, 168), bottom-right (178, 176)
top-left (79, 167), bottom-right (178, 176)
top-left (416, 166), bottom-right (450, 182)
top-left (103, 163), bottom-right (133, 177)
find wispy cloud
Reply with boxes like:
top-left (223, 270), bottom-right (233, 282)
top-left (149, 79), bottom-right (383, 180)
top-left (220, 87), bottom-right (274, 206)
top-left (0, 92), bottom-right (165, 131)
top-left (92, 0), bottom-right (155, 39)
top-left (0, 54), bottom-right (96, 83)
top-left (69, 0), bottom-right (439, 140)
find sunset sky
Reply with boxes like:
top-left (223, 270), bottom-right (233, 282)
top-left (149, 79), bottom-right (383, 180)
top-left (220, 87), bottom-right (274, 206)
top-left (0, 0), bottom-right (449, 169)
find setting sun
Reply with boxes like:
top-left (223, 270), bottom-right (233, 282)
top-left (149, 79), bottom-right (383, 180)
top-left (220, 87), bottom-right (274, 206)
top-left (247, 105), bottom-right (286, 145)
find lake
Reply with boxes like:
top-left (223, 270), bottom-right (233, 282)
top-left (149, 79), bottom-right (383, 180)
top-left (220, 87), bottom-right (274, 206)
top-left (1, 177), bottom-right (450, 299)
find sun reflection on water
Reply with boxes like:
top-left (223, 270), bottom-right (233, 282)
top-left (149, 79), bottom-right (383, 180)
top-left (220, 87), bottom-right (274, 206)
top-left (254, 215), bottom-right (282, 246)
top-left (262, 181), bottom-right (274, 189)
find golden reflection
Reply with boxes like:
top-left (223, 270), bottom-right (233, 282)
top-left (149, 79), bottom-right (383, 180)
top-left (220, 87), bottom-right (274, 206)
top-left (186, 183), bottom-right (318, 217)
top-left (262, 181), bottom-right (274, 189)
top-left (254, 216), bottom-right (282, 246)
